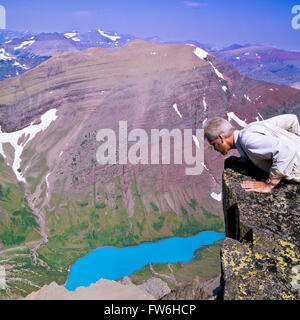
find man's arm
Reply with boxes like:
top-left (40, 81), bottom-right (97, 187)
top-left (241, 130), bottom-right (297, 179)
top-left (264, 114), bottom-right (300, 136)
top-left (239, 131), bottom-right (296, 192)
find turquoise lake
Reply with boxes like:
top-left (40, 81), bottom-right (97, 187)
top-left (64, 231), bottom-right (225, 291)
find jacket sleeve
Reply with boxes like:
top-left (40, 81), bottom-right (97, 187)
top-left (240, 131), bottom-right (297, 179)
top-left (264, 114), bottom-right (300, 136)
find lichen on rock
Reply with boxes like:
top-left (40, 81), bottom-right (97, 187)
top-left (220, 156), bottom-right (300, 300)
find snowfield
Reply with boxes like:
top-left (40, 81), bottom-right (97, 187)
top-left (14, 40), bottom-right (35, 51)
top-left (194, 47), bottom-right (229, 94)
top-left (211, 192), bottom-right (222, 202)
top-left (0, 48), bottom-right (12, 61)
top-left (64, 32), bottom-right (78, 38)
top-left (194, 47), bottom-right (208, 60)
top-left (0, 109), bottom-right (58, 182)
top-left (64, 32), bottom-right (80, 42)
top-left (97, 29), bottom-right (121, 41)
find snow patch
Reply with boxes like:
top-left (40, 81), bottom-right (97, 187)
top-left (244, 94), bottom-right (251, 102)
top-left (192, 135), bottom-right (200, 149)
top-left (227, 112), bottom-right (247, 127)
top-left (14, 40), bottom-right (35, 50)
top-left (194, 47), bottom-right (208, 60)
top-left (222, 86), bottom-right (228, 92)
top-left (194, 47), bottom-right (228, 94)
top-left (203, 97), bottom-right (207, 112)
top-left (211, 192), bottom-right (222, 202)
top-left (208, 61), bottom-right (224, 79)
top-left (202, 118), bottom-right (207, 126)
top-left (12, 60), bottom-right (28, 70)
top-left (97, 29), bottom-right (121, 41)
top-left (64, 32), bottom-right (78, 39)
top-left (0, 48), bottom-right (12, 61)
top-left (201, 162), bottom-right (209, 171)
top-left (64, 33), bottom-right (80, 42)
top-left (0, 109), bottom-right (58, 182)
top-left (258, 112), bottom-right (264, 120)
top-left (173, 103), bottom-right (183, 118)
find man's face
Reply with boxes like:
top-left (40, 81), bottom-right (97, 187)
top-left (209, 136), bottom-right (230, 155)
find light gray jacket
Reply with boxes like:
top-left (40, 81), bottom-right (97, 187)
top-left (234, 114), bottom-right (300, 182)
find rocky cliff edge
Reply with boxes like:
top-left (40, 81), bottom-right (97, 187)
top-left (220, 156), bottom-right (300, 300)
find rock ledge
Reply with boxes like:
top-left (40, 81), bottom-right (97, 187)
top-left (220, 157), bottom-right (300, 300)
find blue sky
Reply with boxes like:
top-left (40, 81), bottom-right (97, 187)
top-left (1, 0), bottom-right (300, 50)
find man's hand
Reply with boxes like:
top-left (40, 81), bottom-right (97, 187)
top-left (241, 181), bottom-right (274, 193)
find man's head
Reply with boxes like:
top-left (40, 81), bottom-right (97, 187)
top-left (203, 117), bottom-right (235, 155)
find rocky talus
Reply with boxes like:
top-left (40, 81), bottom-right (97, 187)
top-left (220, 157), bottom-right (300, 300)
top-left (119, 276), bottom-right (171, 300)
top-left (24, 279), bottom-right (155, 300)
top-left (161, 276), bottom-right (212, 300)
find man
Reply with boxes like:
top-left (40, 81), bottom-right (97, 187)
top-left (204, 114), bottom-right (300, 193)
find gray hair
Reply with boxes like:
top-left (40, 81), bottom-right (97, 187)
top-left (203, 117), bottom-right (235, 141)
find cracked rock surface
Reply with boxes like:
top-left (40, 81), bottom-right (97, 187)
top-left (220, 157), bottom-right (300, 300)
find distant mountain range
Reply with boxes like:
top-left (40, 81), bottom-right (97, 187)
top-left (0, 28), bottom-right (216, 82)
top-left (1, 29), bottom-right (300, 89)
top-left (0, 28), bottom-right (136, 81)
top-left (213, 45), bottom-right (300, 89)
